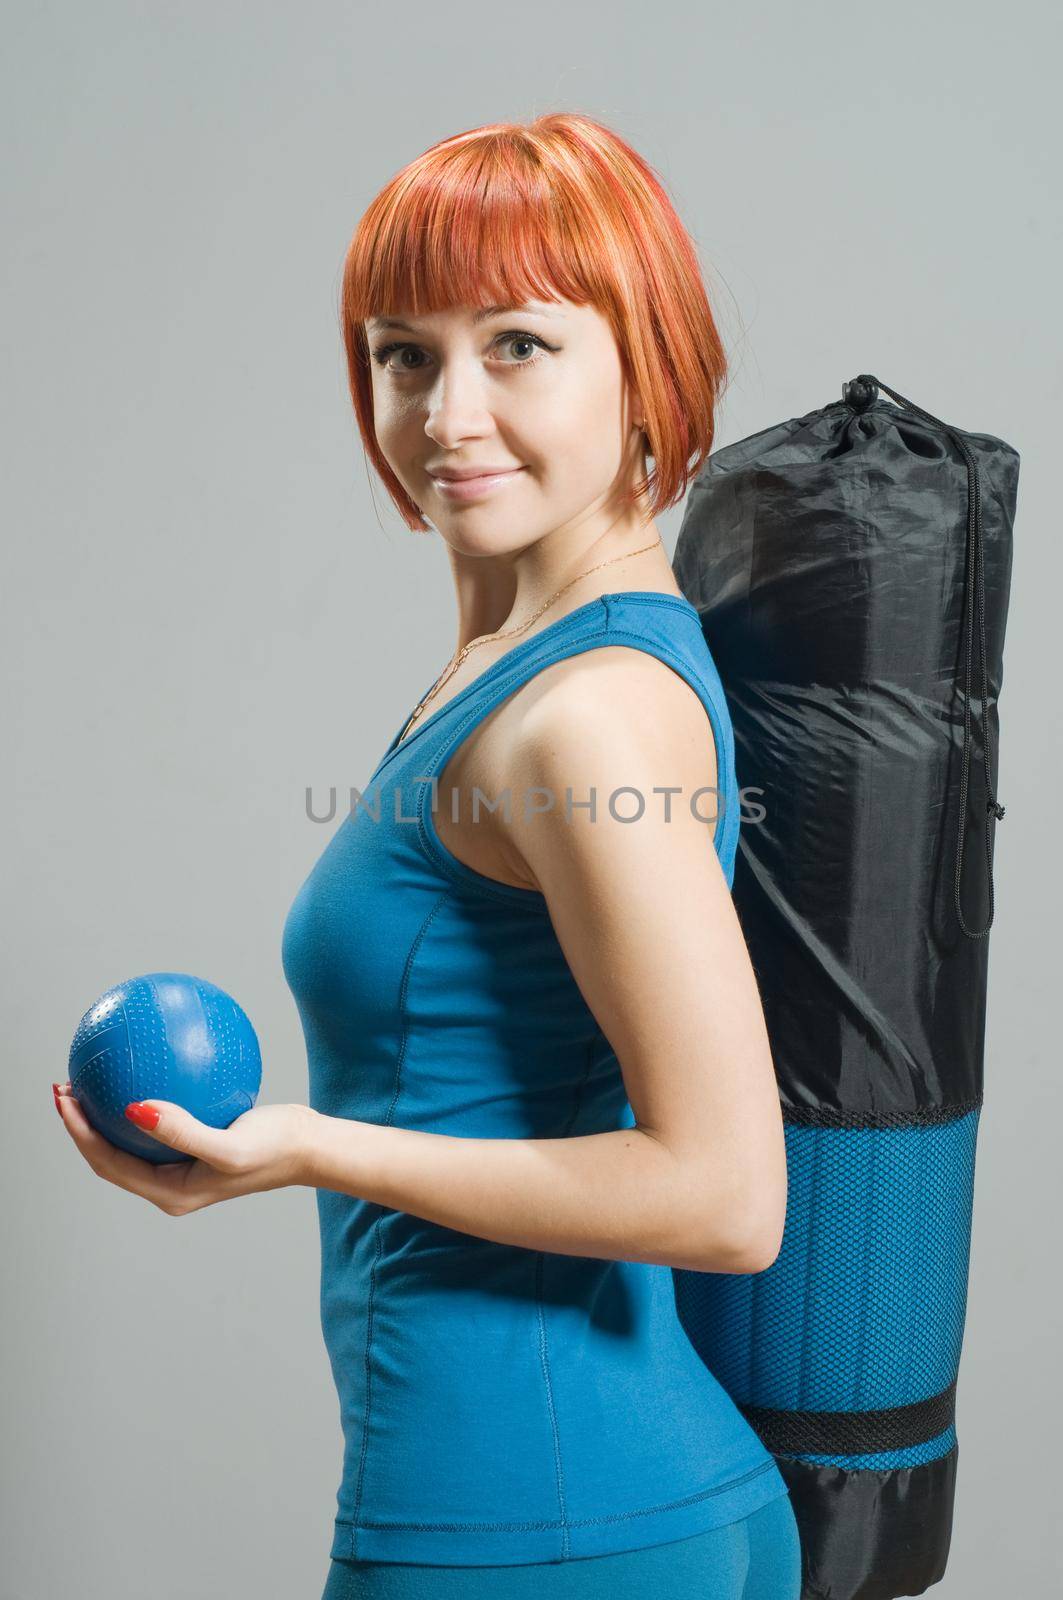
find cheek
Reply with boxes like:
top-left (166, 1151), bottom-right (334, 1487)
top-left (539, 388), bottom-right (628, 487)
top-left (545, 363), bottom-right (626, 453)
top-left (372, 398), bottom-right (422, 469)
top-left (373, 385), bottom-right (410, 432)
top-left (512, 382), bottom-right (591, 470)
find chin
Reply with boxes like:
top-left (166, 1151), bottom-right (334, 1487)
top-left (437, 524), bottom-right (540, 559)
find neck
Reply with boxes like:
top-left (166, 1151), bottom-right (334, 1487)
top-left (444, 507), bottom-right (673, 654)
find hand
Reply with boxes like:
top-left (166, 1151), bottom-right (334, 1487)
top-left (53, 1082), bottom-right (320, 1216)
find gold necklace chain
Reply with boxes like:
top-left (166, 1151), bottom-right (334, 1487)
top-left (397, 536), bottom-right (662, 742)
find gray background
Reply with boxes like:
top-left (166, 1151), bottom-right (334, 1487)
top-left (3, 3), bottom-right (1059, 1596)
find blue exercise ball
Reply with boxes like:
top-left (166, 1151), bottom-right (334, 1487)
top-left (68, 972), bottom-right (262, 1166)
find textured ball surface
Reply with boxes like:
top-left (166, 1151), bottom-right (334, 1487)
top-left (68, 972), bottom-right (262, 1165)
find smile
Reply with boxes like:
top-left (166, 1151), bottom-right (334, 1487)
top-left (430, 468), bottom-right (526, 501)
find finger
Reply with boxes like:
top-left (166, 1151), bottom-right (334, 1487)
top-left (56, 1090), bottom-right (196, 1209)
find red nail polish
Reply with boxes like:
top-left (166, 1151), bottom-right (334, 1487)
top-left (53, 1083), bottom-right (63, 1117)
top-left (125, 1102), bottom-right (160, 1130)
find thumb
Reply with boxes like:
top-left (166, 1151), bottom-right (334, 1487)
top-left (124, 1099), bottom-right (232, 1164)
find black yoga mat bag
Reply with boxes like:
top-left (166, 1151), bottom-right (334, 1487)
top-left (671, 376), bottom-right (1018, 1600)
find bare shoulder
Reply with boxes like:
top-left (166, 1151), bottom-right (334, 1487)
top-left (544, 643), bottom-right (717, 755)
top-left (512, 644), bottom-right (719, 795)
top-left (486, 645), bottom-right (721, 892)
top-left (436, 645), bottom-right (722, 895)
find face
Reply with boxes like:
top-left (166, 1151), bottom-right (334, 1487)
top-left (364, 298), bottom-right (645, 557)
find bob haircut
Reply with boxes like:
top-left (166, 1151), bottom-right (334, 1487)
top-left (339, 112), bottom-right (728, 531)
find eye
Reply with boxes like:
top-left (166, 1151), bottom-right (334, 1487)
top-left (495, 331), bottom-right (552, 365)
top-left (370, 329), bottom-right (557, 373)
top-left (371, 342), bottom-right (429, 372)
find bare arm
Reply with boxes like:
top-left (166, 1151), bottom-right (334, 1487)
top-left (307, 1117), bottom-right (752, 1271)
top-left (306, 648), bottom-right (787, 1274)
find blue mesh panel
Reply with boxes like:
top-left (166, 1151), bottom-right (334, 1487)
top-left (676, 1110), bottom-right (979, 1441)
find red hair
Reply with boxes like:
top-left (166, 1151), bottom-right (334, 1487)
top-left (339, 112), bottom-right (727, 531)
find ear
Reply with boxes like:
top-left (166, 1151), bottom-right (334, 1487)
top-left (623, 373), bottom-right (645, 434)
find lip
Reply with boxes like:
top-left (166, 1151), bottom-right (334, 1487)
top-left (429, 466), bottom-right (526, 501)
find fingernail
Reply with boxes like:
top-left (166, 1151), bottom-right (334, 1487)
top-left (125, 1102), bottom-right (160, 1129)
top-left (52, 1083), bottom-right (62, 1117)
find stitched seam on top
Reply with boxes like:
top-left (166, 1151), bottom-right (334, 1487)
top-left (612, 593), bottom-right (701, 617)
top-left (349, 889), bottom-right (451, 1560)
top-left (534, 1253), bottom-right (567, 1560)
top-left (533, 1035), bottom-right (598, 1561)
top-left (333, 1458), bottom-right (778, 1533)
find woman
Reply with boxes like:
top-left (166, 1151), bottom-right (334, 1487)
top-left (55, 112), bottom-right (802, 1598)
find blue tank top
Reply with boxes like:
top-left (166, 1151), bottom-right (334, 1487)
top-left (281, 590), bottom-right (788, 1566)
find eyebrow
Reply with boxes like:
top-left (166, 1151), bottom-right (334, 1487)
top-left (367, 302), bottom-right (563, 333)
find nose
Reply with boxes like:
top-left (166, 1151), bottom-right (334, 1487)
top-left (423, 360), bottom-right (495, 449)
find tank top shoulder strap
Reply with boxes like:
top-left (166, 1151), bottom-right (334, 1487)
top-left (381, 590), bottom-right (739, 900)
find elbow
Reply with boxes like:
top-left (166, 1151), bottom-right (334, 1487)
top-left (701, 1227), bottom-right (782, 1277)
top-left (732, 1184), bottom-right (787, 1272)
top-left (717, 1156), bottom-right (788, 1274)
top-left (727, 1187), bottom-right (786, 1273)
top-left (732, 1227), bottom-right (784, 1275)
top-left (659, 1140), bottom-right (787, 1275)
top-left (693, 1197), bottom-right (786, 1277)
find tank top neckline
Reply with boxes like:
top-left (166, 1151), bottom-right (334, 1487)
top-left (373, 589), bottom-right (700, 780)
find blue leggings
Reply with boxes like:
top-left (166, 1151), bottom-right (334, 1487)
top-left (320, 1493), bottom-right (801, 1599)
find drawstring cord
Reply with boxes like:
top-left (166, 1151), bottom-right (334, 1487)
top-left (842, 375), bottom-right (1005, 940)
